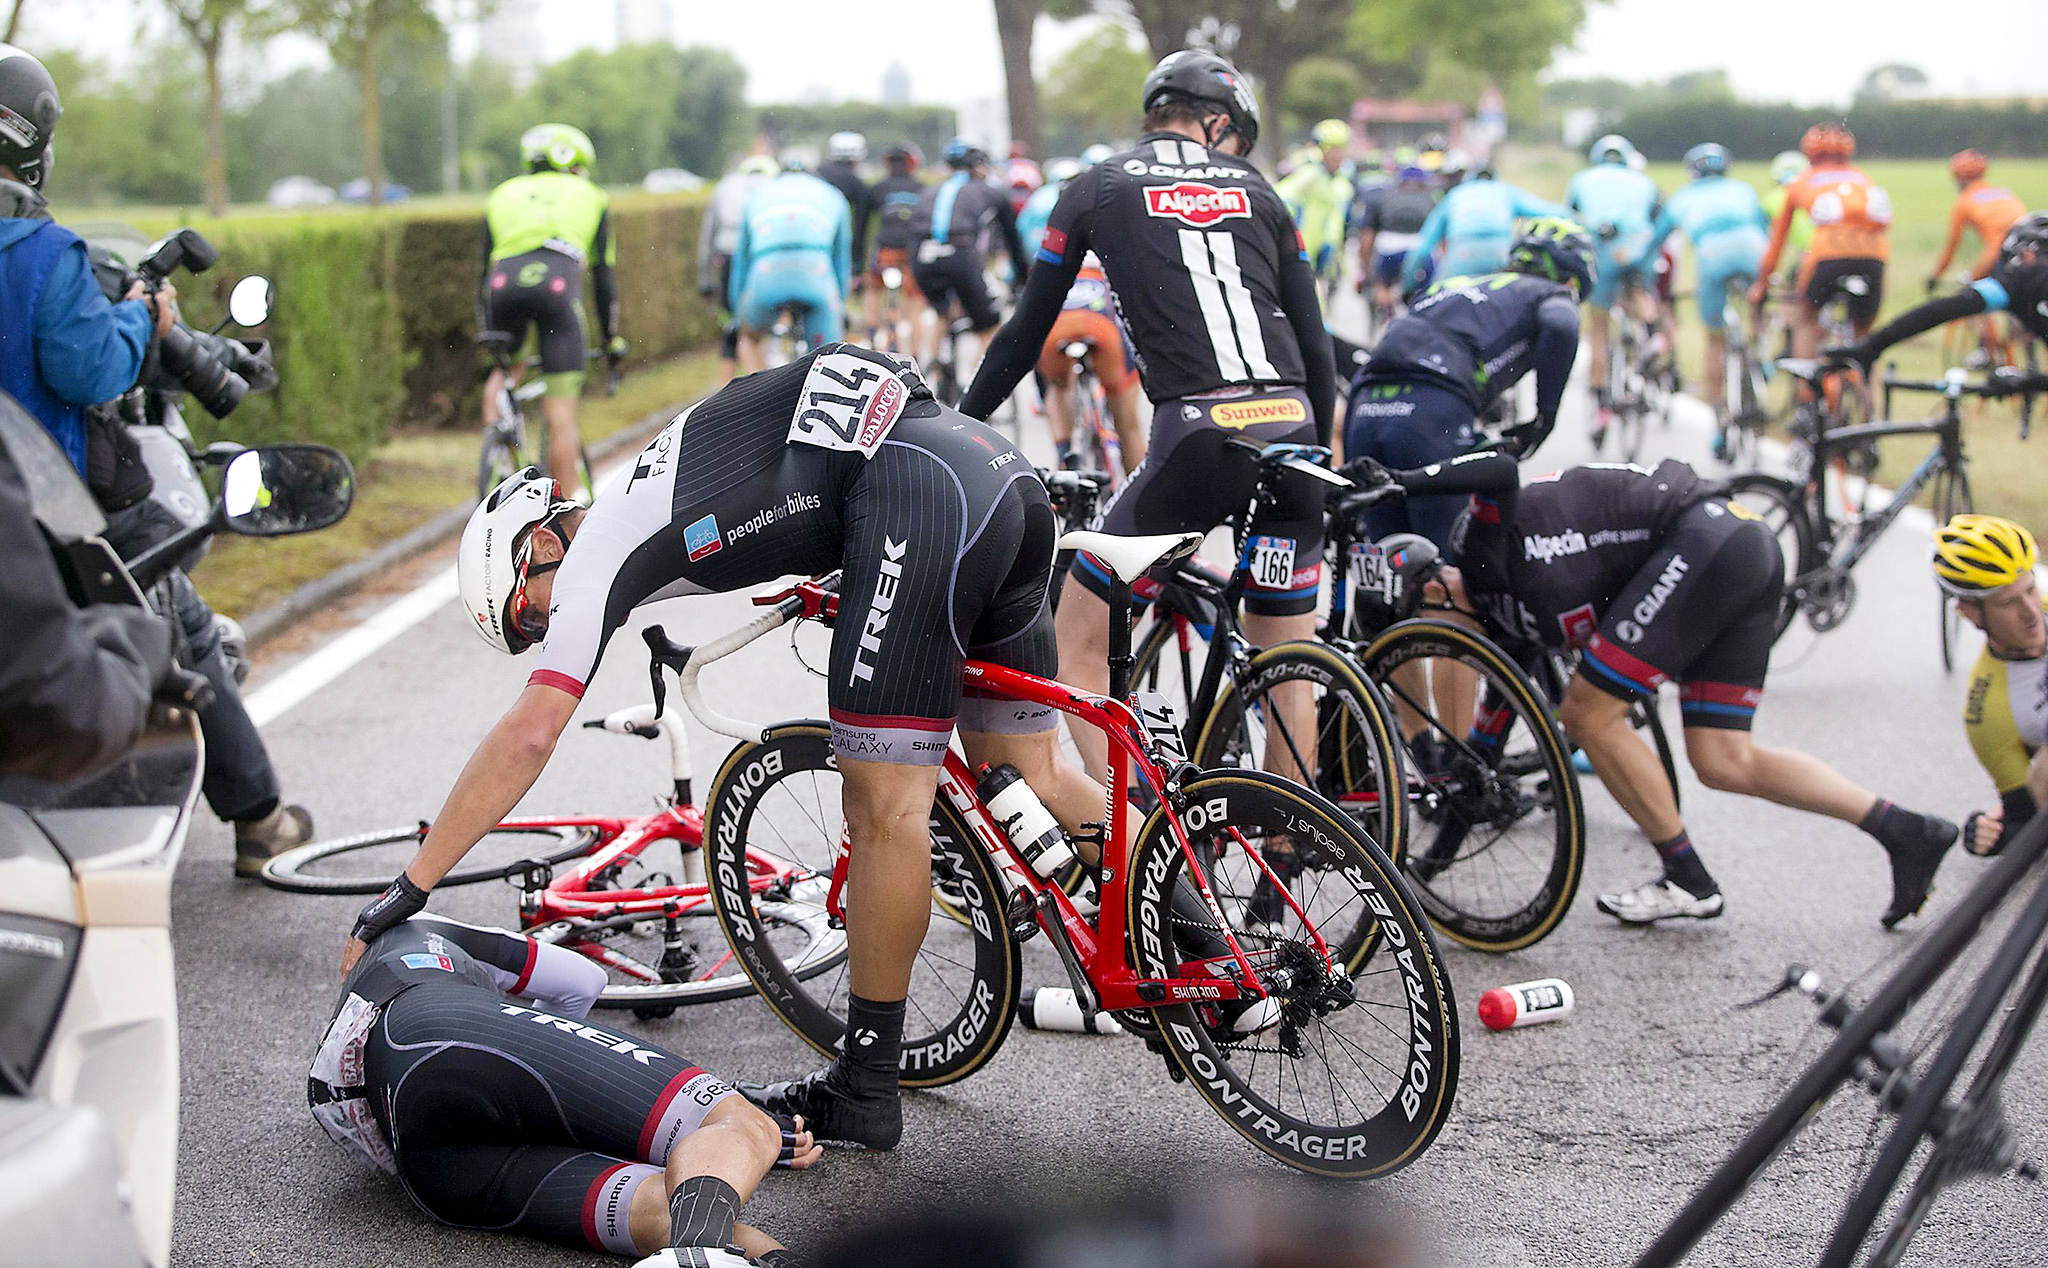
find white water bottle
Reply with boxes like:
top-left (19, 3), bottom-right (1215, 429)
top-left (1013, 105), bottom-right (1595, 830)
top-left (976, 763), bottom-right (1076, 879)
top-left (1018, 986), bottom-right (1124, 1035)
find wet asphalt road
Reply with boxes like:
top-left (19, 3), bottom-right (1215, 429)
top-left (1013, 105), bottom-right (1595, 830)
top-left (168, 313), bottom-right (2045, 1266)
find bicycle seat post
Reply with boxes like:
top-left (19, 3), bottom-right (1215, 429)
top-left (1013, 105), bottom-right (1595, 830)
top-left (1105, 574), bottom-right (1137, 703)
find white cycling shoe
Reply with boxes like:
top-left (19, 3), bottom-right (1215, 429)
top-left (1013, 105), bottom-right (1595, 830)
top-left (633, 1248), bottom-right (755, 1268)
top-left (1595, 877), bottom-right (1725, 925)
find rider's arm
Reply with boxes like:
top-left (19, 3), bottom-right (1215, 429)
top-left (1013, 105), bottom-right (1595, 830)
top-left (36, 240), bottom-right (152, 409)
top-left (1400, 201), bottom-right (1447, 291)
top-left (479, 220), bottom-right (495, 327)
top-left (1640, 202), bottom-right (1678, 262)
top-left (590, 209), bottom-right (619, 344)
top-left (848, 180), bottom-right (871, 270)
top-left (1757, 191), bottom-right (1794, 284)
top-left (1848, 283), bottom-right (1993, 365)
top-left (1511, 183), bottom-right (1562, 220)
top-left (727, 210), bottom-right (751, 313)
top-left (1275, 225), bottom-right (1338, 445)
top-left (406, 682), bottom-right (580, 891)
top-left (1931, 198), bottom-right (1967, 280)
top-left (1524, 293), bottom-right (1582, 445)
top-left (1978, 786), bottom-right (2039, 857)
top-left (957, 169), bottom-right (1097, 420)
top-left (1389, 448), bottom-right (1521, 496)
top-left (833, 204), bottom-right (854, 299)
top-left (991, 189), bottom-right (1029, 287)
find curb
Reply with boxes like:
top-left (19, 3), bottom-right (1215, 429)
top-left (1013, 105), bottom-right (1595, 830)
top-left (240, 401), bottom-right (681, 650)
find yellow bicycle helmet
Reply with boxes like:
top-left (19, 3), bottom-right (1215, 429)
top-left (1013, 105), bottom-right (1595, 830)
top-left (1311, 118), bottom-right (1350, 150)
top-left (1932, 514), bottom-right (2038, 597)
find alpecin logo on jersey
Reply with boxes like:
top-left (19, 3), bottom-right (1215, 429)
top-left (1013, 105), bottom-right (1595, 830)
top-left (1144, 182), bottom-right (1251, 227)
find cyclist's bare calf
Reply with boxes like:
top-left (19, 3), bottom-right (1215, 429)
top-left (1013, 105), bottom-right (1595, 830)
top-left (627, 1098), bottom-right (820, 1256)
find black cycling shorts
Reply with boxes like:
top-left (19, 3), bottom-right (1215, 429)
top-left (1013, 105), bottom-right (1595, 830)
top-left (1072, 387), bottom-right (1323, 617)
top-left (1802, 257), bottom-right (1885, 328)
top-left (365, 982), bottom-right (740, 1257)
top-left (484, 248), bottom-right (588, 375)
top-left (1576, 499), bottom-right (1784, 731)
top-left (911, 245), bottom-right (1001, 332)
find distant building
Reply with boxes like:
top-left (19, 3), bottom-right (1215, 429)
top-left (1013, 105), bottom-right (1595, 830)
top-left (1350, 99), bottom-right (1467, 155)
top-left (616, 0), bottom-right (673, 48)
top-left (881, 61), bottom-right (911, 106)
top-left (479, 0), bottom-right (542, 86)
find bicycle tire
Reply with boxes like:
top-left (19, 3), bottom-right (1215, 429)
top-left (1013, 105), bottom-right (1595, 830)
top-left (1723, 473), bottom-right (1815, 641)
top-left (1934, 464), bottom-right (1973, 671)
top-left (1125, 769), bottom-right (1459, 1179)
top-left (477, 431), bottom-right (519, 502)
top-left (1359, 620), bottom-right (1584, 953)
top-left (258, 823), bottom-right (599, 894)
top-left (703, 724), bottom-right (1019, 1088)
top-left (1189, 639), bottom-right (1407, 864)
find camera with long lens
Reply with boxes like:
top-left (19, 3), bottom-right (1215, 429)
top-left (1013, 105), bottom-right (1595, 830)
top-left (135, 228), bottom-right (251, 419)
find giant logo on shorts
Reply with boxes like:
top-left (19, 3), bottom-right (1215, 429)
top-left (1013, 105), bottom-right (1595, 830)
top-left (1209, 398), bottom-right (1307, 429)
top-left (1144, 182), bottom-right (1251, 227)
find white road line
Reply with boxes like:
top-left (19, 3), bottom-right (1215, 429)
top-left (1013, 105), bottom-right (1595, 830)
top-left (243, 445), bottom-right (642, 728)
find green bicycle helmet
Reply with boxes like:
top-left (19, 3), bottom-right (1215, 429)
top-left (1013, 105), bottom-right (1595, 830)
top-left (521, 123), bottom-right (596, 174)
top-left (1507, 217), bottom-right (1598, 299)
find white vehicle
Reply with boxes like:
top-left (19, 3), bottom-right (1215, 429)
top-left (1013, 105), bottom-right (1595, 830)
top-left (642, 167), bottom-right (705, 193)
top-left (264, 175), bottom-right (336, 209)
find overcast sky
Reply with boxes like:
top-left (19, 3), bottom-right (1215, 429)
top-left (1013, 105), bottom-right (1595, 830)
top-left (30, 0), bottom-right (2048, 110)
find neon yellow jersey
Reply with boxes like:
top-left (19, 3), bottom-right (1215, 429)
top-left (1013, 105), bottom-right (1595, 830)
top-left (485, 171), bottom-right (613, 266)
top-left (1759, 185), bottom-right (1812, 276)
top-left (1275, 164), bottom-right (1351, 264)
top-left (1965, 614), bottom-right (2048, 796)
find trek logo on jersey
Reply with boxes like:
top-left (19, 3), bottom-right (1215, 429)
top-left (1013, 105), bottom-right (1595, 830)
top-left (850, 538), bottom-right (909, 683)
top-left (400, 953), bottom-right (454, 973)
top-left (1522, 529), bottom-right (1588, 564)
top-left (684, 513), bottom-right (722, 561)
top-left (1210, 398), bottom-right (1307, 429)
top-left (1144, 182), bottom-right (1251, 227)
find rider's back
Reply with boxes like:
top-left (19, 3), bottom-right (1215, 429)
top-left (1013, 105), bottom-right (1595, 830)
top-left (1785, 165), bottom-right (1890, 262)
top-left (486, 170), bottom-right (607, 261)
top-left (1567, 165), bottom-right (1659, 234)
top-left (1663, 176), bottom-right (1767, 241)
top-left (740, 172), bottom-right (849, 256)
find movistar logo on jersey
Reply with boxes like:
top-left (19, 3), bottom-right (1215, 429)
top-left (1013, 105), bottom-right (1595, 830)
top-left (1144, 182), bottom-right (1252, 227)
top-left (1522, 529), bottom-right (1588, 563)
top-left (850, 538), bottom-right (909, 683)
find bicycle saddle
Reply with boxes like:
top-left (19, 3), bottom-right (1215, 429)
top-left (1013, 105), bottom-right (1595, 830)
top-left (1058, 530), bottom-right (1204, 583)
top-left (1774, 357), bottom-right (1838, 387)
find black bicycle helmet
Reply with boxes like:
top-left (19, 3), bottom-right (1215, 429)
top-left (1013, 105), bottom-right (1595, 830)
top-left (1141, 49), bottom-right (1260, 150)
top-left (0, 44), bottom-right (61, 189)
top-left (2000, 212), bottom-right (2048, 265)
top-left (1507, 217), bottom-right (1599, 299)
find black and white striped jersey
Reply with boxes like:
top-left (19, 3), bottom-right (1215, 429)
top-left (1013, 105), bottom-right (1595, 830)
top-left (1008, 133), bottom-right (1309, 402)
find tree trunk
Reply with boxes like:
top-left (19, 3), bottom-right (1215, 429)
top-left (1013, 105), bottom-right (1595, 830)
top-left (2, 0), bottom-right (25, 44)
top-left (202, 37), bottom-right (227, 218)
top-left (359, 34), bottom-right (385, 207)
top-left (993, 0), bottom-right (1042, 156)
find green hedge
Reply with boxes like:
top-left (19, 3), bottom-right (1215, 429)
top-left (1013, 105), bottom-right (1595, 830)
top-left (167, 192), bottom-right (716, 465)
top-left (1609, 100), bottom-right (2048, 163)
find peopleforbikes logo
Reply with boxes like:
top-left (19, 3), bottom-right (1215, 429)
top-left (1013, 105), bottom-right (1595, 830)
top-left (1144, 182), bottom-right (1252, 227)
top-left (726, 492), bottom-right (821, 545)
top-left (1521, 529), bottom-right (1588, 564)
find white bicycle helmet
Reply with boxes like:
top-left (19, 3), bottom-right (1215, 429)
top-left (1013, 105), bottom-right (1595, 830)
top-left (1588, 133), bottom-right (1634, 165)
top-left (827, 131), bottom-right (866, 163)
top-left (460, 468), bottom-right (580, 654)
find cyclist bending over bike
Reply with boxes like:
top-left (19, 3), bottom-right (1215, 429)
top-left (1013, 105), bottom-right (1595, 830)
top-left (729, 163), bottom-right (853, 375)
top-left (960, 49), bottom-right (1338, 782)
top-left (1568, 134), bottom-right (1666, 444)
top-left (342, 346), bottom-right (1111, 1154)
top-left (1637, 144), bottom-right (1769, 458)
top-left (1356, 450), bottom-right (1959, 926)
top-left (1840, 214), bottom-right (2048, 389)
top-left (909, 140), bottom-right (1027, 383)
top-left (313, 915), bottom-right (817, 1264)
top-left (1929, 516), bottom-right (2048, 858)
top-left (481, 124), bottom-right (623, 500)
top-left (1036, 253), bottom-right (1144, 473)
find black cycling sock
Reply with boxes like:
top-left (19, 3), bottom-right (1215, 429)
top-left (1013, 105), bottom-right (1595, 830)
top-left (1653, 830), bottom-right (1717, 898)
top-left (668, 1175), bottom-right (740, 1249)
top-left (1861, 798), bottom-right (1928, 850)
top-left (840, 994), bottom-right (904, 1097)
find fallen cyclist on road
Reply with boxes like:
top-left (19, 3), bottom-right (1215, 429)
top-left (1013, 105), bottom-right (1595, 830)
top-left (1348, 449), bottom-right (1959, 926)
top-left (311, 914), bottom-right (817, 1264)
top-left (343, 344), bottom-right (1113, 1154)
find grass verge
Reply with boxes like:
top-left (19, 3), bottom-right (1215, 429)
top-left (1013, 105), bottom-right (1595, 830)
top-left (190, 351), bottom-right (724, 621)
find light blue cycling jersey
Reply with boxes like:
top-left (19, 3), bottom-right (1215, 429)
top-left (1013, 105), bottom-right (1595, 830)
top-left (1644, 176), bottom-right (1771, 326)
top-left (728, 171), bottom-right (853, 311)
top-left (1400, 177), bottom-right (1557, 291)
top-left (1017, 180), bottom-right (1063, 258)
top-left (1567, 163), bottom-right (1661, 238)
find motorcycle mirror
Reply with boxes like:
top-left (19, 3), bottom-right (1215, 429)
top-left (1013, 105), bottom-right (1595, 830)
top-left (201, 441), bottom-right (247, 466)
top-left (227, 275), bottom-right (273, 327)
top-left (219, 444), bottom-right (355, 537)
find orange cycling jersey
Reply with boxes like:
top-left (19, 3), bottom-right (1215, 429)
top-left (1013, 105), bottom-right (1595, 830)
top-left (1761, 165), bottom-right (1892, 281)
top-left (1937, 180), bottom-right (2028, 279)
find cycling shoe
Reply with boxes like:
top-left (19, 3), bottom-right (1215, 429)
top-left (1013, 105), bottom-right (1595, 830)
top-left (1881, 816), bottom-right (1959, 929)
top-left (737, 1064), bottom-right (901, 1151)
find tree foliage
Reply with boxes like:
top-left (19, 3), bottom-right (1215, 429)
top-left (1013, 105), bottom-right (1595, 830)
top-left (1281, 55), bottom-right (1363, 138)
top-left (1040, 25), bottom-right (1152, 155)
top-left (1348, 0), bottom-right (1596, 88)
